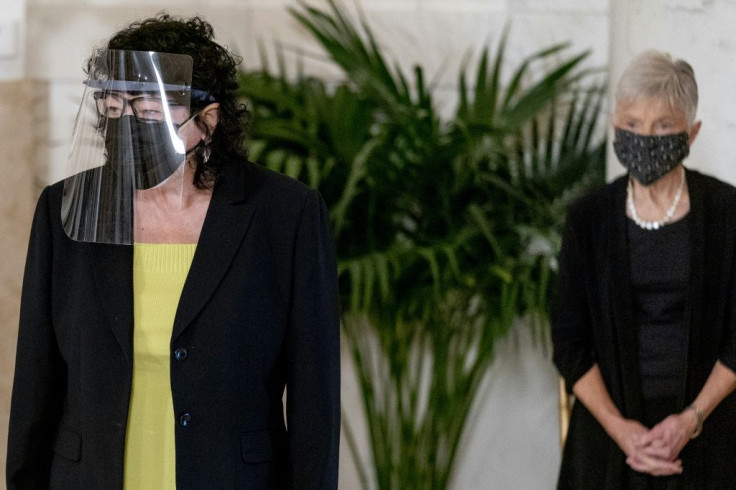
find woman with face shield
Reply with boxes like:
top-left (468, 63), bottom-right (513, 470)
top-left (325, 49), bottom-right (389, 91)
top-left (6, 14), bottom-right (340, 490)
top-left (552, 51), bottom-right (736, 489)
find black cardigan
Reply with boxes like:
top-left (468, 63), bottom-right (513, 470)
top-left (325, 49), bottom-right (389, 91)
top-left (6, 160), bottom-right (340, 489)
top-left (552, 168), bottom-right (736, 489)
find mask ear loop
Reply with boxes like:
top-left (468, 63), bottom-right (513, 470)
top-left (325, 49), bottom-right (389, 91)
top-left (181, 107), bottom-right (213, 164)
top-left (185, 137), bottom-right (212, 163)
top-left (161, 108), bottom-right (202, 213)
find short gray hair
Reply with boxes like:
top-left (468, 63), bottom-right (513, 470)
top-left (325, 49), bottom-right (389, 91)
top-left (616, 50), bottom-right (698, 124)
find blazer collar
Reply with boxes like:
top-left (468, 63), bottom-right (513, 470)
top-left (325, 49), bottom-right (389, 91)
top-left (172, 163), bottom-right (258, 341)
top-left (90, 160), bottom-right (261, 358)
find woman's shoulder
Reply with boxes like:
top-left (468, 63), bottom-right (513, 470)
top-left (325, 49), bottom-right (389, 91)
top-left (565, 175), bottom-right (627, 224)
top-left (687, 167), bottom-right (736, 200)
top-left (246, 160), bottom-right (312, 193)
top-left (685, 168), bottom-right (736, 227)
top-left (216, 158), bottom-right (317, 206)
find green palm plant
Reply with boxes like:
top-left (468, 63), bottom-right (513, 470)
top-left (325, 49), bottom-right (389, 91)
top-left (238, 1), bottom-right (606, 488)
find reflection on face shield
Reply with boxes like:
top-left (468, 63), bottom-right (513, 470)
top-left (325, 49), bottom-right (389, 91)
top-left (104, 115), bottom-right (186, 189)
top-left (94, 91), bottom-right (189, 122)
top-left (62, 50), bottom-right (196, 244)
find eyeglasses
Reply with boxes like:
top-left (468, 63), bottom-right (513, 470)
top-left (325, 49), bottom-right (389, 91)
top-left (93, 92), bottom-right (185, 123)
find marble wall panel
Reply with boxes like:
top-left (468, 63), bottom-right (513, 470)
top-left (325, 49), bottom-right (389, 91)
top-left (504, 13), bottom-right (610, 70)
top-left (509, 0), bottom-right (609, 14)
top-left (229, 5), bottom-right (347, 81)
top-left (418, 0), bottom-right (507, 11)
top-left (26, 6), bottom-right (176, 80)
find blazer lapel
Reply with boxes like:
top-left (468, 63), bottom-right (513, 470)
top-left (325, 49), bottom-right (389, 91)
top-left (89, 242), bottom-right (134, 361)
top-left (608, 177), bottom-right (644, 420)
top-left (171, 163), bottom-right (258, 342)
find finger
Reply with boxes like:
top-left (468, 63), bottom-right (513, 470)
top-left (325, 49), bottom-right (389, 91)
top-left (636, 431), bottom-right (658, 446)
top-left (637, 440), bottom-right (684, 461)
top-left (627, 451), bottom-right (682, 471)
top-left (639, 444), bottom-right (676, 460)
top-left (627, 455), bottom-right (683, 476)
top-left (644, 435), bottom-right (689, 460)
top-left (635, 434), bottom-right (668, 450)
top-left (650, 460), bottom-right (683, 477)
top-left (627, 459), bottom-right (682, 476)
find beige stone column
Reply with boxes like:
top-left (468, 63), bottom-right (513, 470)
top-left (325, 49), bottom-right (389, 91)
top-left (0, 80), bottom-right (37, 483)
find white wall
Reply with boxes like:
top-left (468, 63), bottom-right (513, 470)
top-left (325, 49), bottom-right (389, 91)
top-left (608, 0), bottom-right (736, 185)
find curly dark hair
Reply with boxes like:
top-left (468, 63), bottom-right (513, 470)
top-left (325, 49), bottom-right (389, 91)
top-left (86, 13), bottom-right (250, 188)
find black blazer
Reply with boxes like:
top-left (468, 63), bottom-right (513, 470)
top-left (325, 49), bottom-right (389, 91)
top-left (552, 168), bottom-right (736, 489)
top-left (6, 160), bottom-right (340, 489)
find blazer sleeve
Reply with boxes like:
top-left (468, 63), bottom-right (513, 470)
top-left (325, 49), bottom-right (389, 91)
top-left (718, 274), bottom-right (736, 374)
top-left (717, 209), bottom-right (736, 374)
top-left (551, 204), bottom-right (596, 393)
top-left (6, 187), bottom-right (66, 489)
top-left (285, 189), bottom-right (340, 489)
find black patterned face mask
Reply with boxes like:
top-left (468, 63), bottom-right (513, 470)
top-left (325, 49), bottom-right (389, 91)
top-left (104, 115), bottom-right (186, 190)
top-left (613, 128), bottom-right (690, 186)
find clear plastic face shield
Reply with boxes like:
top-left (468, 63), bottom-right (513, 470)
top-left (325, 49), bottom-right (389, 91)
top-left (61, 50), bottom-right (195, 244)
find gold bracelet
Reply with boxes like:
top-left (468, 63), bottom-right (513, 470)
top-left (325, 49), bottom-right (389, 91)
top-left (684, 404), bottom-right (704, 439)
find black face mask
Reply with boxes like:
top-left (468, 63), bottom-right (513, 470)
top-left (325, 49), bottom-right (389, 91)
top-left (613, 128), bottom-right (690, 186)
top-left (103, 116), bottom-right (185, 189)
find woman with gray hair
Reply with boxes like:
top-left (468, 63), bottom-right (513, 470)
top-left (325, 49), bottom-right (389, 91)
top-left (552, 50), bottom-right (736, 488)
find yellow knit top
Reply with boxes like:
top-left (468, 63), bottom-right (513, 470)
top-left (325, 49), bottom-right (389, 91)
top-left (124, 243), bottom-right (197, 490)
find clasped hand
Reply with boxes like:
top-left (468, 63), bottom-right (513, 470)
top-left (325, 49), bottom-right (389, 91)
top-left (614, 410), bottom-right (698, 476)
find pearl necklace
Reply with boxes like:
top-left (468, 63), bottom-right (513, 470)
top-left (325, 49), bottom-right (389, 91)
top-left (627, 168), bottom-right (685, 230)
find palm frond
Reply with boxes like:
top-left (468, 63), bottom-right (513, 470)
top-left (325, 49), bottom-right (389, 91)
top-left (239, 2), bottom-right (607, 488)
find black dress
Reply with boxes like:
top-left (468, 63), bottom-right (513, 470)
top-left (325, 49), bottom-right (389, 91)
top-left (629, 215), bottom-right (690, 489)
top-left (552, 169), bottom-right (736, 489)
top-left (628, 215), bottom-right (690, 406)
